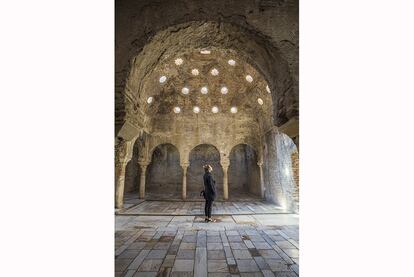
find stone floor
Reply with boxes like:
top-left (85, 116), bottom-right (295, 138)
top-left (115, 200), bottom-right (299, 277)
top-left (124, 191), bottom-right (262, 205)
top-left (118, 201), bottom-right (288, 216)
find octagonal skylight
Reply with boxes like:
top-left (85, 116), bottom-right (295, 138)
top-left (201, 86), bottom-right (208, 94)
top-left (230, 107), bottom-right (238, 113)
top-left (159, 76), bottom-right (167, 83)
top-left (257, 98), bottom-right (264, 105)
top-left (212, 106), bottom-right (219, 113)
top-left (211, 68), bottom-right (219, 76)
top-left (228, 59), bottom-right (236, 66)
top-left (245, 75), bottom-right (253, 83)
top-left (181, 87), bottom-right (189, 95)
top-left (147, 96), bottom-right (153, 104)
top-left (193, 106), bottom-right (200, 113)
top-left (191, 69), bottom-right (199, 76)
top-left (220, 86), bottom-right (228, 95)
top-left (173, 107), bottom-right (181, 113)
top-left (175, 58), bottom-right (183, 65)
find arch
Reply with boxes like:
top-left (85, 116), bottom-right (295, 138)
top-left (146, 143), bottom-right (182, 198)
top-left (228, 144), bottom-right (261, 198)
top-left (148, 141), bottom-right (180, 159)
top-left (187, 144), bottom-right (223, 198)
top-left (116, 15), bottom-right (297, 138)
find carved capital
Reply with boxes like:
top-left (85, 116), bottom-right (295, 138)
top-left (138, 160), bottom-right (150, 168)
top-left (180, 162), bottom-right (190, 169)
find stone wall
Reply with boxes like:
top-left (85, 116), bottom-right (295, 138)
top-left (147, 144), bottom-right (182, 193)
top-left (262, 130), bottom-right (298, 211)
top-left (229, 144), bottom-right (261, 196)
top-left (187, 144), bottom-right (223, 193)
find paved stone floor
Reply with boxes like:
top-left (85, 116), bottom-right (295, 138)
top-left (115, 200), bottom-right (299, 277)
top-left (119, 201), bottom-right (288, 216)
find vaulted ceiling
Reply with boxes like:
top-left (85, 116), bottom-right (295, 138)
top-left (140, 48), bottom-right (273, 119)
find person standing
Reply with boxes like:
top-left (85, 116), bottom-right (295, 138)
top-left (203, 164), bottom-right (216, 222)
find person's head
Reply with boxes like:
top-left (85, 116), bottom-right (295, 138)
top-left (203, 164), bottom-right (213, 173)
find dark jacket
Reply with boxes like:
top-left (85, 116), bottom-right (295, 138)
top-left (203, 172), bottom-right (217, 201)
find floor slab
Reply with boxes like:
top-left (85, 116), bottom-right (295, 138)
top-left (115, 200), bottom-right (299, 276)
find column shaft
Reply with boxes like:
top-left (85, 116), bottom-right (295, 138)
top-left (182, 166), bottom-right (188, 200)
top-left (139, 165), bottom-right (147, 199)
top-left (115, 161), bottom-right (127, 209)
top-left (258, 163), bottom-right (265, 199)
top-left (223, 166), bottom-right (229, 200)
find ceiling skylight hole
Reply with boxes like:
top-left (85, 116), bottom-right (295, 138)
top-left (191, 69), bottom-right (199, 76)
top-left (245, 75), bottom-right (253, 83)
top-left (201, 86), bottom-right (208, 94)
top-left (257, 98), bottom-right (264, 105)
top-left (175, 58), bottom-right (183, 65)
top-left (211, 68), bottom-right (219, 76)
top-left (147, 96), bottom-right (153, 104)
top-left (200, 49), bottom-right (211, 54)
top-left (159, 76), bottom-right (167, 83)
top-left (230, 107), bottom-right (238, 113)
top-left (266, 85), bottom-right (271, 93)
top-left (173, 107), bottom-right (181, 113)
top-left (212, 106), bottom-right (219, 113)
top-left (193, 106), bottom-right (200, 113)
top-left (228, 59), bottom-right (236, 66)
top-left (181, 87), bottom-right (189, 95)
top-left (221, 86), bottom-right (228, 94)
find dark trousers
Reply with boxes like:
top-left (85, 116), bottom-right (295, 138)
top-left (205, 199), bottom-right (213, 218)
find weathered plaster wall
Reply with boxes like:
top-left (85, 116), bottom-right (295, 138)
top-left (187, 144), bottom-right (223, 193)
top-left (147, 144), bottom-right (182, 193)
top-left (262, 129), bottom-right (298, 210)
top-left (149, 113), bottom-right (262, 160)
top-left (229, 144), bottom-right (260, 196)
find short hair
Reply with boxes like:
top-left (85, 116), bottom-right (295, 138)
top-left (203, 164), bottom-right (213, 172)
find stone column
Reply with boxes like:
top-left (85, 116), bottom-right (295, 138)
top-left (221, 159), bottom-right (230, 200)
top-left (257, 161), bottom-right (265, 199)
top-left (138, 161), bottom-right (149, 199)
top-left (115, 160), bottom-right (128, 209)
top-left (181, 163), bottom-right (189, 200)
top-left (115, 139), bottom-right (132, 209)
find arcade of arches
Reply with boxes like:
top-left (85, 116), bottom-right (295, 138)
top-left (115, 0), bottom-right (299, 213)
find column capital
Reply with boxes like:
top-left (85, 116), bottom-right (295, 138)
top-left (257, 161), bottom-right (263, 167)
top-left (180, 162), bottom-right (190, 169)
top-left (220, 157), bottom-right (230, 169)
top-left (221, 162), bottom-right (230, 170)
top-left (138, 160), bottom-right (150, 167)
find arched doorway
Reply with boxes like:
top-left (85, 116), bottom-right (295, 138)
top-left (146, 143), bottom-right (182, 199)
top-left (187, 144), bottom-right (223, 199)
top-left (228, 144), bottom-right (261, 199)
